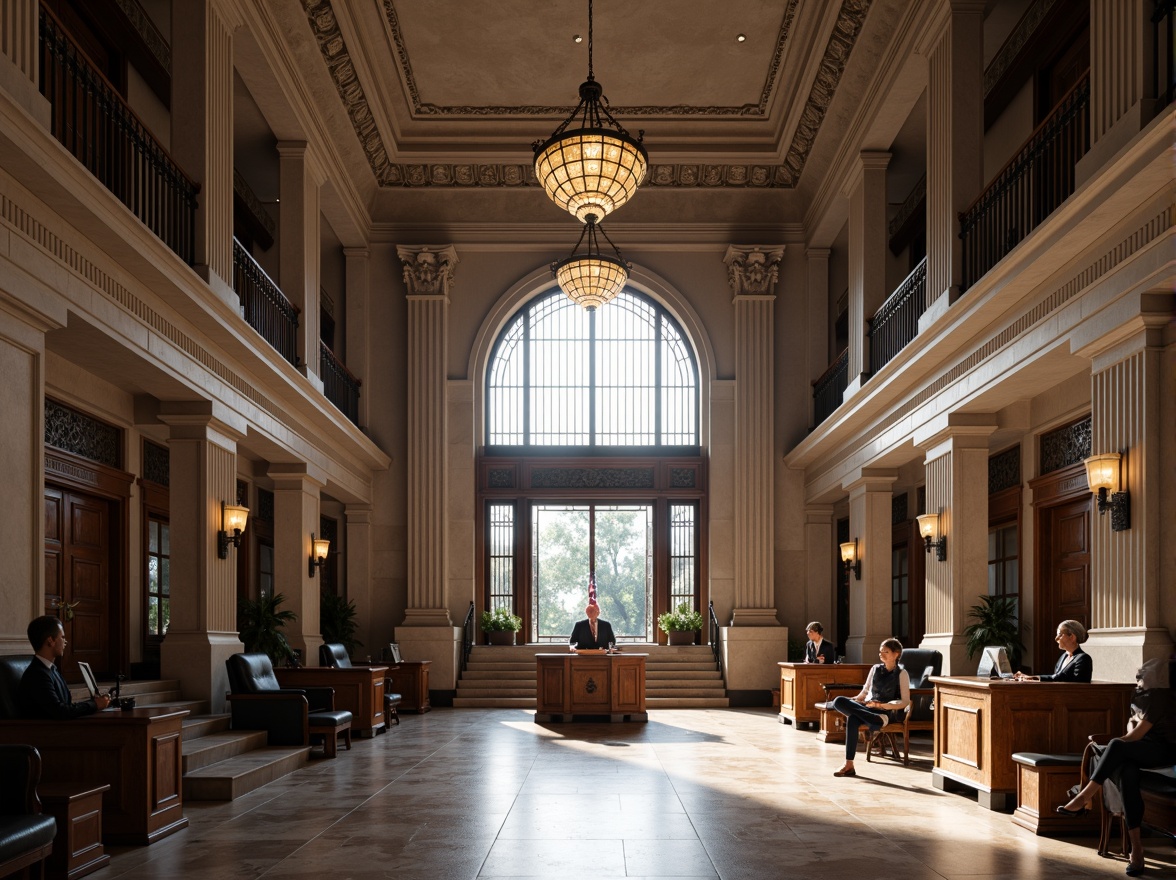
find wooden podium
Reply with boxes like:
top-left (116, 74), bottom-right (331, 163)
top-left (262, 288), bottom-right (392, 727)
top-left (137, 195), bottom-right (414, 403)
top-left (777, 662), bottom-right (871, 728)
top-left (535, 653), bottom-right (648, 722)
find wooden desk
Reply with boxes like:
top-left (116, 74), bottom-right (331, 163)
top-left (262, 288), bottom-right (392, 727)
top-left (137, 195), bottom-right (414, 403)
top-left (931, 676), bottom-right (1134, 811)
top-left (385, 660), bottom-right (431, 713)
top-left (276, 666), bottom-right (388, 736)
top-left (0, 706), bottom-right (189, 844)
top-left (535, 653), bottom-right (647, 722)
top-left (39, 782), bottom-right (110, 880)
top-left (777, 662), bottom-right (870, 728)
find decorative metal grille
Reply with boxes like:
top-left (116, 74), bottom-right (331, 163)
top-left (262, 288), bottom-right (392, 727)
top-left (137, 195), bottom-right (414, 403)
top-left (530, 467), bottom-right (656, 490)
top-left (1040, 416), bottom-right (1091, 474)
top-left (44, 399), bottom-right (120, 467)
top-left (488, 503), bottom-right (515, 614)
top-left (989, 446), bottom-right (1021, 494)
top-left (916, 486), bottom-right (926, 517)
top-left (669, 504), bottom-right (697, 610)
top-left (488, 468), bottom-right (515, 488)
top-left (670, 468), bottom-right (697, 489)
top-left (143, 441), bottom-right (170, 486)
top-left (892, 492), bottom-right (908, 524)
top-left (256, 488), bottom-right (275, 525)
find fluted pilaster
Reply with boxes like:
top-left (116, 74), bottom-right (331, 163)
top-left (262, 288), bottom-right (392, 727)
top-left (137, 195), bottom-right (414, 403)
top-left (344, 248), bottom-right (371, 428)
top-left (843, 470), bottom-right (896, 662)
top-left (1, 0), bottom-right (36, 81)
top-left (843, 152), bottom-right (890, 391)
top-left (278, 141), bottom-right (325, 385)
top-left (725, 245), bottom-right (783, 625)
top-left (1090, 0), bottom-right (1153, 143)
top-left (269, 463), bottom-right (326, 663)
top-left (399, 245), bottom-right (458, 627)
top-left (805, 248), bottom-right (830, 427)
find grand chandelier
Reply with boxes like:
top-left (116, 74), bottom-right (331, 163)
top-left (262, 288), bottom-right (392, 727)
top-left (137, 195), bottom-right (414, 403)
top-left (551, 219), bottom-right (629, 311)
top-left (533, 0), bottom-right (648, 225)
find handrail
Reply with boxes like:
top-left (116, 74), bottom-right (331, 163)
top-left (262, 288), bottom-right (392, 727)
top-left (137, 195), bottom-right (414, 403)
top-left (868, 257), bottom-right (927, 375)
top-left (708, 601), bottom-right (723, 679)
top-left (461, 601), bottom-right (475, 674)
top-left (38, 4), bottom-right (198, 264)
top-left (812, 348), bottom-right (849, 427)
top-left (232, 239), bottom-right (299, 366)
top-left (320, 342), bottom-right (361, 425)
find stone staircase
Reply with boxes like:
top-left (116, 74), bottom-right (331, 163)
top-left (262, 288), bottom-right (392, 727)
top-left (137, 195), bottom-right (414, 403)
top-left (453, 645), bottom-right (728, 709)
top-left (82, 677), bottom-right (311, 801)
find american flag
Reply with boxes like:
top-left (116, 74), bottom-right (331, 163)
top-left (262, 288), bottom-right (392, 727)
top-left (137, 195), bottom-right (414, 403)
top-left (588, 572), bottom-right (597, 607)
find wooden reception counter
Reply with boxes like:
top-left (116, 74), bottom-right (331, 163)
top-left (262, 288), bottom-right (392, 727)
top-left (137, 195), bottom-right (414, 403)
top-left (0, 705), bottom-right (189, 844)
top-left (931, 676), bottom-right (1134, 810)
top-left (777, 662), bottom-right (871, 728)
top-left (535, 653), bottom-right (648, 722)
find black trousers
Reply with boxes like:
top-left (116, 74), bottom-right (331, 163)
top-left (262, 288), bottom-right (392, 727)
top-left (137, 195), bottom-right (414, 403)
top-left (831, 696), bottom-right (891, 760)
top-left (1089, 736), bottom-right (1176, 830)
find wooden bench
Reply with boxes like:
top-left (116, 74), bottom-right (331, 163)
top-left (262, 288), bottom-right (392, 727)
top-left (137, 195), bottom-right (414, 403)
top-left (1011, 752), bottom-right (1097, 836)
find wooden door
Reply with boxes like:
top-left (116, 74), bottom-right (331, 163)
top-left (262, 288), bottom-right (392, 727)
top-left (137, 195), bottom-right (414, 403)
top-left (44, 487), bottom-right (114, 680)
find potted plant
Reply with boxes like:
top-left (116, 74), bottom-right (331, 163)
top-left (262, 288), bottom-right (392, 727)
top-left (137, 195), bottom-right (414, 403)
top-left (658, 602), bottom-right (705, 646)
top-left (963, 594), bottom-right (1025, 669)
top-left (480, 606), bottom-right (522, 645)
top-left (238, 592), bottom-right (297, 666)
top-left (320, 590), bottom-right (363, 658)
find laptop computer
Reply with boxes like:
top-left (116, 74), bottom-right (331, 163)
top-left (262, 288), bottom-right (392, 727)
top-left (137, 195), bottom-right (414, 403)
top-left (976, 645), bottom-right (1014, 679)
top-left (76, 661), bottom-right (101, 698)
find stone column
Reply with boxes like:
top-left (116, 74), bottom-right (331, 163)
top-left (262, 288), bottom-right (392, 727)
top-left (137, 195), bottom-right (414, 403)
top-left (1078, 0), bottom-right (1161, 183)
top-left (805, 248), bottom-right (830, 427)
top-left (170, 0), bottom-right (240, 306)
top-left (921, 0), bottom-right (984, 322)
top-left (343, 248), bottom-right (371, 428)
top-left (842, 470), bottom-right (897, 662)
top-left (344, 504), bottom-right (374, 653)
top-left (1078, 299), bottom-right (1175, 680)
top-left (0, 0), bottom-right (49, 124)
top-left (843, 152), bottom-right (891, 395)
top-left (268, 463), bottom-right (326, 665)
top-left (278, 141), bottom-right (325, 388)
top-left (803, 505), bottom-right (835, 634)
top-left (394, 245), bottom-right (462, 690)
top-left (158, 404), bottom-right (247, 713)
top-left (915, 415), bottom-right (997, 673)
top-left (719, 246), bottom-right (788, 698)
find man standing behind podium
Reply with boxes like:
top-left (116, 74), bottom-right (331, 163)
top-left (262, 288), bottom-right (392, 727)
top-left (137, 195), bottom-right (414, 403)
top-left (20, 615), bottom-right (111, 718)
top-left (569, 600), bottom-right (616, 651)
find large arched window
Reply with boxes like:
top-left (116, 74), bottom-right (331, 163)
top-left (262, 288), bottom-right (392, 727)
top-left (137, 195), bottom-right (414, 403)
top-left (486, 290), bottom-right (698, 448)
top-left (479, 288), bottom-right (706, 644)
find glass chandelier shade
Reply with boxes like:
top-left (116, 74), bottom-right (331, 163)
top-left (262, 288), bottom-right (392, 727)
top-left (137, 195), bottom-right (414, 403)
top-left (552, 219), bottom-right (629, 311)
top-left (533, 0), bottom-right (647, 225)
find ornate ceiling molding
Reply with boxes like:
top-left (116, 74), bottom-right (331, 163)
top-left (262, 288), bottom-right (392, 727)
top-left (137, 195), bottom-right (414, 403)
top-left (301, 0), bottom-right (870, 190)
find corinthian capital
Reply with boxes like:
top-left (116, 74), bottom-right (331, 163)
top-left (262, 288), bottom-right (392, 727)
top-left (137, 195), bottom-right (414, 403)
top-left (723, 245), bottom-right (784, 298)
top-left (397, 245), bottom-right (459, 298)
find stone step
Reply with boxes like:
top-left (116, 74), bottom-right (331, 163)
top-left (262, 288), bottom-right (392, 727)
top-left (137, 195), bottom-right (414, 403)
top-left (182, 714), bottom-right (231, 740)
top-left (452, 697), bottom-right (536, 709)
top-left (646, 668), bottom-right (722, 678)
top-left (455, 686), bottom-right (537, 698)
top-left (646, 680), bottom-right (726, 691)
top-left (182, 729), bottom-right (269, 773)
top-left (648, 697), bottom-right (730, 708)
top-left (137, 698), bottom-right (210, 716)
top-left (183, 746), bottom-right (311, 801)
top-left (647, 687), bottom-right (726, 698)
top-left (461, 669), bottom-right (537, 680)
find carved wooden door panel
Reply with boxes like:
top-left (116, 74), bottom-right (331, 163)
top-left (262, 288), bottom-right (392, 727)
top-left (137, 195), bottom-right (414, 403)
top-left (44, 487), bottom-right (113, 680)
top-left (1037, 497), bottom-right (1091, 670)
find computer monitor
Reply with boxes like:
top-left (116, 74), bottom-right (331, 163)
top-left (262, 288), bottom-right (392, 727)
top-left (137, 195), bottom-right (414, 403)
top-left (976, 646), bottom-right (1013, 678)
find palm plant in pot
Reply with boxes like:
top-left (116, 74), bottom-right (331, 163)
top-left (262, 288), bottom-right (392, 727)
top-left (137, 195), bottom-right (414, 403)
top-left (963, 594), bottom-right (1025, 669)
top-left (480, 606), bottom-right (523, 646)
top-left (320, 589), bottom-right (363, 658)
top-left (658, 602), bottom-right (705, 646)
top-left (238, 592), bottom-right (297, 666)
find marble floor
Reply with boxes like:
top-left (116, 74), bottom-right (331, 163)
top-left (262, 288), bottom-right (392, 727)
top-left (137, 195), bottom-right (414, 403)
top-left (97, 708), bottom-right (1173, 880)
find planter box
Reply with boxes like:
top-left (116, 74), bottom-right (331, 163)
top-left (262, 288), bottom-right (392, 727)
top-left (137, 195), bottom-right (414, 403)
top-left (666, 631), bottom-right (696, 646)
top-left (487, 631), bottom-right (517, 646)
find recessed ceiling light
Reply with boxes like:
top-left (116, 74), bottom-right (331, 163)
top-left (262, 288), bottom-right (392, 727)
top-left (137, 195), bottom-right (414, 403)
top-left (574, 34), bottom-right (582, 43)
top-left (736, 34), bottom-right (746, 42)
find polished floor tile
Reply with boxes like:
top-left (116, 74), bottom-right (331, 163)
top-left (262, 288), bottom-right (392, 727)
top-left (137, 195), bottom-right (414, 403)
top-left (95, 708), bottom-right (1174, 880)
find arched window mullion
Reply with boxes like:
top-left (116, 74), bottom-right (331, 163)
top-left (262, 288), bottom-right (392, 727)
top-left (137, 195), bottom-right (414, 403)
top-left (523, 308), bottom-right (531, 445)
top-left (589, 307), bottom-right (597, 446)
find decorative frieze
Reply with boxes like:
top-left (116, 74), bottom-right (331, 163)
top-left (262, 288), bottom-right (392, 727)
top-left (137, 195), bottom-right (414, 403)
top-left (1040, 417), bottom-right (1092, 475)
top-left (530, 467), bottom-right (655, 490)
top-left (45, 399), bottom-right (120, 467)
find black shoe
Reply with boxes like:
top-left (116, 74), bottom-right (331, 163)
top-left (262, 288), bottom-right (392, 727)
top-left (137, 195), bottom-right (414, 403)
top-left (1125, 862), bottom-right (1144, 877)
top-left (1055, 804), bottom-right (1090, 817)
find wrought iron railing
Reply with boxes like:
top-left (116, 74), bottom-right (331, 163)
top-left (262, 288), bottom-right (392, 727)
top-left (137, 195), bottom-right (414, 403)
top-left (232, 239), bottom-right (299, 366)
top-left (708, 601), bottom-right (723, 679)
top-left (320, 342), bottom-right (361, 425)
top-left (461, 601), bottom-right (476, 675)
top-left (812, 349), bottom-right (849, 427)
top-left (868, 257), bottom-right (927, 375)
top-left (1156, 0), bottom-right (1175, 111)
top-left (38, 6), bottom-right (198, 264)
top-left (960, 72), bottom-right (1090, 291)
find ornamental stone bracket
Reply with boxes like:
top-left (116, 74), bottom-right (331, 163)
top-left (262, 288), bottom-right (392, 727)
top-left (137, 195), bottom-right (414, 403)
top-left (723, 246), bottom-right (785, 299)
top-left (397, 245), bottom-right (459, 298)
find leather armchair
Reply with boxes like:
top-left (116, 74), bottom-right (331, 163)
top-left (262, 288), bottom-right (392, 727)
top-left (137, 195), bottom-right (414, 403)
top-left (0, 744), bottom-right (57, 878)
top-left (225, 653), bottom-right (353, 753)
top-left (899, 648), bottom-right (943, 723)
top-left (0, 656), bottom-right (32, 721)
top-left (319, 643), bottom-right (352, 668)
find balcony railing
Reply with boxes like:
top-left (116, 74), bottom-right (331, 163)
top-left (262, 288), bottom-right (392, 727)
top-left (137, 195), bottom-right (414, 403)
top-left (868, 257), bottom-right (927, 375)
top-left (812, 348), bottom-right (849, 427)
top-left (232, 239), bottom-right (299, 366)
top-left (320, 342), bottom-right (361, 425)
top-left (960, 72), bottom-right (1090, 291)
top-left (38, 6), bottom-right (198, 264)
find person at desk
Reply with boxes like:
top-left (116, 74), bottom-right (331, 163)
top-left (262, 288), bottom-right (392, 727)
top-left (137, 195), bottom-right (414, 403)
top-left (804, 622), bottom-right (837, 664)
top-left (569, 600), bottom-right (616, 651)
top-left (831, 638), bottom-right (910, 778)
top-left (1055, 658), bottom-right (1176, 877)
top-left (19, 615), bottom-right (111, 719)
top-left (1013, 620), bottom-right (1093, 682)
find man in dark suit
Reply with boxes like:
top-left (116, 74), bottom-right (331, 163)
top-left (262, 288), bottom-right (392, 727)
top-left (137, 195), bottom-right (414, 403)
top-left (19, 615), bottom-right (110, 719)
top-left (804, 621), bottom-right (838, 664)
top-left (569, 602), bottom-right (616, 651)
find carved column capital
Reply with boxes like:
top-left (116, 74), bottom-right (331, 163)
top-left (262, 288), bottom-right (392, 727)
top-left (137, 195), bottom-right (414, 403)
top-left (723, 245), bottom-right (784, 299)
top-left (397, 245), bottom-right (459, 298)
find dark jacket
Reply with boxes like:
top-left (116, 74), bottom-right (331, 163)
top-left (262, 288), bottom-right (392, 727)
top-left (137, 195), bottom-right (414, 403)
top-left (1038, 647), bottom-right (1093, 683)
top-left (805, 639), bottom-right (837, 664)
top-left (570, 619), bottom-right (616, 650)
top-left (19, 658), bottom-right (99, 719)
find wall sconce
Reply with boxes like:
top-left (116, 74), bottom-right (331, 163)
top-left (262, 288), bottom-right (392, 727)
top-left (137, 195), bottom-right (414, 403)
top-left (217, 501), bottom-right (250, 559)
top-left (309, 533), bottom-right (331, 577)
top-left (1084, 452), bottom-right (1130, 531)
top-left (839, 539), bottom-right (861, 581)
top-left (916, 509), bottom-right (947, 561)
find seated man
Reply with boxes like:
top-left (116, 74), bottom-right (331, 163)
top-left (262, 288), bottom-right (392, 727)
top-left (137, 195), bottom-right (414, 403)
top-left (569, 601), bottom-right (616, 651)
top-left (19, 615), bottom-right (110, 719)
